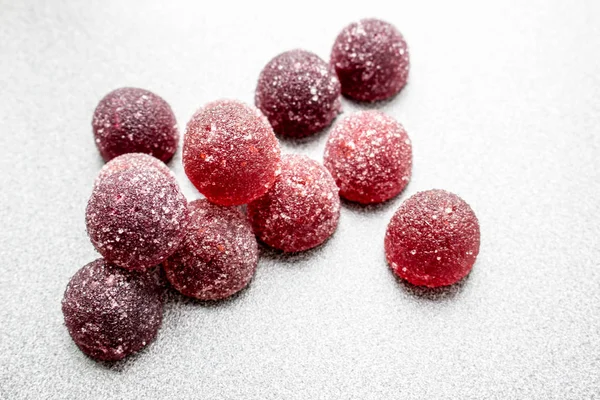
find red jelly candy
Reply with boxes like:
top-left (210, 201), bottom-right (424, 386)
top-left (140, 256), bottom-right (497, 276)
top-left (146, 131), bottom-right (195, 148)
top-left (247, 154), bottom-right (340, 252)
top-left (255, 49), bottom-right (342, 138)
top-left (324, 110), bottom-right (412, 204)
top-left (385, 190), bottom-right (480, 287)
top-left (86, 153), bottom-right (189, 271)
top-left (183, 100), bottom-right (281, 206)
top-left (61, 259), bottom-right (164, 361)
top-left (92, 87), bottom-right (178, 162)
top-left (162, 199), bottom-right (258, 300)
top-left (331, 19), bottom-right (409, 102)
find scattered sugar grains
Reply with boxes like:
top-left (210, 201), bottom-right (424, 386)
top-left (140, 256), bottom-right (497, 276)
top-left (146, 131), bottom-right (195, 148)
top-left (324, 110), bottom-right (412, 204)
top-left (162, 199), bottom-right (258, 300)
top-left (255, 49), bottom-right (341, 138)
top-left (385, 190), bottom-right (480, 288)
top-left (331, 18), bottom-right (410, 102)
top-left (92, 87), bottom-right (179, 162)
top-left (61, 259), bottom-right (164, 361)
top-left (183, 99), bottom-right (281, 206)
top-left (86, 153), bottom-right (189, 271)
top-left (248, 154), bottom-right (340, 252)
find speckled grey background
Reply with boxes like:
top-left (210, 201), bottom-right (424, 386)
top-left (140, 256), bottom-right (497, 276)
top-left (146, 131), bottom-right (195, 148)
top-left (1, 0), bottom-right (599, 399)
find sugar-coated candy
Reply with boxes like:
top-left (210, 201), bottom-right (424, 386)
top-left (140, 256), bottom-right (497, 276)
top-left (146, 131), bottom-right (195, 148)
top-left (62, 259), bottom-right (164, 361)
top-left (255, 49), bottom-right (341, 138)
top-left (248, 154), bottom-right (340, 252)
top-left (385, 190), bottom-right (480, 287)
top-left (162, 199), bottom-right (258, 300)
top-left (183, 100), bottom-right (281, 206)
top-left (86, 153), bottom-right (189, 271)
top-left (93, 87), bottom-right (178, 162)
top-left (331, 19), bottom-right (409, 102)
top-left (324, 110), bottom-right (412, 204)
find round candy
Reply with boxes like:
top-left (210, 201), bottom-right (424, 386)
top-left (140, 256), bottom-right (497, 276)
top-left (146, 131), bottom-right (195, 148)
top-left (86, 153), bottom-right (189, 271)
top-left (247, 154), bottom-right (340, 252)
top-left (385, 190), bottom-right (480, 287)
top-left (255, 49), bottom-right (342, 138)
top-left (92, 87), bottom-right (179, 162)
top-left (324, 110), bottom-right (412, 204)
top-left (61, 259), bottom-right (164, 361)
top-left (330, 19), bottom-right (410, 102)
top-left (162, 199), bottom-right (258, 300)
top-left (183, 100), bottom-right (281, 206)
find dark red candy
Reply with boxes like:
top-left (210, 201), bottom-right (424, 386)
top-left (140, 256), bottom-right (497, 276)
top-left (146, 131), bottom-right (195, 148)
top-left (92, 87), bottom-right (179, 162)
top-left (162, 199), bottom-right (258, 300)
top-left (183, 100), bottom-right (281, 206)
top-left (324, 110), bottom-right (412, 204)
top-left (255, 49), bottom-right (341, 138)
top-left (331, 19), bottom-right (409, 102)
top-left (61, 259), bottom-right (164, 361)
top-left (385, 190), bottom-right (480, 287)
top-left (86, 153), bottom-right (189, 271)
top-left (247, 154), bottom-right (340, 252)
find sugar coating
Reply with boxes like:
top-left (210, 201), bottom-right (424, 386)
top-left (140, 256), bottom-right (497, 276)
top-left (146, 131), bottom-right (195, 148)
top-left (92, 87), bottom-right (179, 162)
top-left (61, 259), bottom-right (164, 361)
top-left (331, 19), bottom-right (410, 102)
top-left (255, 49), bottom-right (342, 138)
top-left (385, 190), bottom-right (480, 287)
top-left (162, 199), bottom-right (258, 300)
top-left (86, 153), bottom-right (189, 271)
top-left (183, 100), bottom-right (281, 206)
top-left (248, 154), bottom-right (340, 252)
top-left (324, 110), bottom-right (412, 204)
top-left (96, 151), bottom-right (172, 177)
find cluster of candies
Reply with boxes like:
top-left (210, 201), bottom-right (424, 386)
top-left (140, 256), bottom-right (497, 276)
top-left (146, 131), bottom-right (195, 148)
top-left (62, 18), bottom-right (480, 362)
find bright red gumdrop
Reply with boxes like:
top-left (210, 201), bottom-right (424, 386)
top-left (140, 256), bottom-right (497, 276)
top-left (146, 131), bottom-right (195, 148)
top-left (86, 153), bottom-right (189, 271)
top-left (61, 259), bottom-right (164, 361)
top-left (247, 154), bottom-right (340, 252)
top-left (385, 190), bottom-right (480, 287)
top-left (162, 199), bottom-right (258, 300)
top-left (255, 49), bottom-right (341, 138)
top-left (331, 19), bottom-right (409, 102)
top-left (324, 110), bottom-right (412, 204)
top-left (92, 87), bottom-right (179, 162)
top-left (183, 100), bottom-right (281, 206)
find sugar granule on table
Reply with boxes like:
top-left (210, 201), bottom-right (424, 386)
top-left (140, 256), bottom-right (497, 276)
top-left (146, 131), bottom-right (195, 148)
top-left (255, 49), bottom-right (341, 138)
top-left (324, 110), bottom-right (412, 204)
top-left (86, 153), bottom-right (189, 271)
top-left (385, 189), bottom-right (480, 288)
top-left (92, 87), bottom-right (179, 162)
top-left (183, 99), bottom-right (281, 206)
top-left (162, 199), bottom-right (258, 301)
top-left (62, 259), bottom-right (164, 361)
top-left (248, 154), bottom-right (340, 253)
top-left (331, 18), bottom-right (410, 102)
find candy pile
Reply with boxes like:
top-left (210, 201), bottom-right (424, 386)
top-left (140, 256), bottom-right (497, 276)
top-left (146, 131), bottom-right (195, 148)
top-left (62, 18), bottom-right (480, 361)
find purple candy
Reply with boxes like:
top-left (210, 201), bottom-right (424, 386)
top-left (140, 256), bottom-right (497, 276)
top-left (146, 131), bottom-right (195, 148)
top-left (62, 259), bottom-right (164, 361)
top-left (93, 87), bottom-right (178, 162)
top-left (86, 153), bottom-right (189, 271)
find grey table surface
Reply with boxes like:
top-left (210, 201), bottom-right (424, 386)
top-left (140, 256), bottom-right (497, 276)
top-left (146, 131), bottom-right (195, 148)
top-left (1, 0), bottom-right (600, 399)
